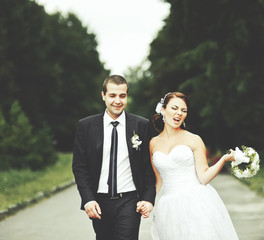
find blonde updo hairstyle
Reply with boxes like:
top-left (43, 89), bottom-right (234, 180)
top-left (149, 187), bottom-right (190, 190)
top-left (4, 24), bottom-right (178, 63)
top-left (152, 92), bottom-right (190, 133)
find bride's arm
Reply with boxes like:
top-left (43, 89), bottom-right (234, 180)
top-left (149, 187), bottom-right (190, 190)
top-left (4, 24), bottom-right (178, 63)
top-left (193, 135), bottom-right (235, 185)
top-left (151, 155), bottom-right (162, 194)
top-left (149, 140), bottom-right (162, 194)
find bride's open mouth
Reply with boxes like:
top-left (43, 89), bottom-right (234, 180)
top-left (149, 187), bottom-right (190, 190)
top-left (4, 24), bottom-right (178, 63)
top-left (173, 117), bottom-right (181, 124)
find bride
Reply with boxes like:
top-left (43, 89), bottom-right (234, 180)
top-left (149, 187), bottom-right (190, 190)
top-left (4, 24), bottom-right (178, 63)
top-left (147, 92), bottom-right (239, 240)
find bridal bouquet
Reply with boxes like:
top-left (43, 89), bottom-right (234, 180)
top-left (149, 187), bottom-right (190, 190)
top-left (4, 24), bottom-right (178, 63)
top-left (231, 146), bottom-right (260, 179)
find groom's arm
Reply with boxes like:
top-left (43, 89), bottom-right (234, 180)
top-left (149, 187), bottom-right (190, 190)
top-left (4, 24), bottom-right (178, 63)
top-left (136, 121), bottom-right (156, 218)
top-left (72, 119), bottom-right (96, 210)
top-left (140, 121), bottom-right (156, 205)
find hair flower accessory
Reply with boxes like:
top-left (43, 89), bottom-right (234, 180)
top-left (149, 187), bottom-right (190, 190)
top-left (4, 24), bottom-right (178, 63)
top-left (155, 92), bottom-right (171, 114)
top-left (131, 131), bottom-right (142, 150)
top-left (155, 102), bottom-right (163, 114)
top-left (231, 146), bottom-right (260, 179)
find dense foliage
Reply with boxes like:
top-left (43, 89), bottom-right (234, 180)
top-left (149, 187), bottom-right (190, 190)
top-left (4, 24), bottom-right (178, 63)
top-left (1, 0), bottom-right (263, 170)
top-left (127, 0), bottom-right (264, 152)
top-left (0, 0), bottom-right (107, 152)
top-left (0, 101), bottom-right (57, 170)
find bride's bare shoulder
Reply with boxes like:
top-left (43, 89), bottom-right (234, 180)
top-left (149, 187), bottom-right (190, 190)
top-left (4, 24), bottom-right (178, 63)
top-left (184, 131), bottom-right (204, 148)
top-left (150, 135), bottom-right (161, 152)
top-left (150, 135), bottom-right (159, 146)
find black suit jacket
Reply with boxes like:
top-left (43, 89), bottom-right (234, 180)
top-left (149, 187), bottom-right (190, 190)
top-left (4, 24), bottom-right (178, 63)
top-left (72, 112), bottom-right (156, 210)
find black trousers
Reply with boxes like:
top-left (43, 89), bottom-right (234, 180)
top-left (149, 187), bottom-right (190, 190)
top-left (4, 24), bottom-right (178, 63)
top-left (92, 191), bottom-right (141, 240)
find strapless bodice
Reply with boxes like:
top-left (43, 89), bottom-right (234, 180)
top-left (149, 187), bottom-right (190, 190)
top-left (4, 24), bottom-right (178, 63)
top-left (152, 145), bottom-right (201, 194)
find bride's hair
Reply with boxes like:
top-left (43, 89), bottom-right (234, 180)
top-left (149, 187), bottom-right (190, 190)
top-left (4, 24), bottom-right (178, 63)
top-left (152, 92), bottom-right (190, 133)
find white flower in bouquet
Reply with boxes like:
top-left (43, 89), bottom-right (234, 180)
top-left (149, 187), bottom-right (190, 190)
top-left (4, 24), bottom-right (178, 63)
top-left (233, 147), bottom-right (250, 166)
top-left (231, 146), bottom-right (260, 179)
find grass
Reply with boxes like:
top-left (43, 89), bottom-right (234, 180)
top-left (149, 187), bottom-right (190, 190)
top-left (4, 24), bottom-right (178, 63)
top-left (0, 152), bottom-right (74, 211)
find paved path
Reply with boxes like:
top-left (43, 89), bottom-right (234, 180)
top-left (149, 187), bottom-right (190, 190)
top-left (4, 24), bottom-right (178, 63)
top-left (210, 174), bottom-right (264, 240)
top-left (1, 174), bottom-right (264, 240)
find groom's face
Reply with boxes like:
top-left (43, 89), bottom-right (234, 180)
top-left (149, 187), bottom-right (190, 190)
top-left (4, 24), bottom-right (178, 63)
top-left (102, 82), bottom-right (128, 120)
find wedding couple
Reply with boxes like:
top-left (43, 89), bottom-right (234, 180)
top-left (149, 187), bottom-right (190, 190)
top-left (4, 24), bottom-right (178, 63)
top-left (72, 75), bottom-right (239, 240)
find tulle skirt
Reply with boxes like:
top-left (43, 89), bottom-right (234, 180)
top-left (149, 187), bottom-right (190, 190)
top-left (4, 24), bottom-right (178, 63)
top-left (151, 184), bottom-right (239, 240)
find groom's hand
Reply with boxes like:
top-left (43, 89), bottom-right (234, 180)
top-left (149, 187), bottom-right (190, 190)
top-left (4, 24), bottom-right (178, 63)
top-left (84, 201), bottom-right (102, 219)
top-left (136, 201), bottom-right (153, 218)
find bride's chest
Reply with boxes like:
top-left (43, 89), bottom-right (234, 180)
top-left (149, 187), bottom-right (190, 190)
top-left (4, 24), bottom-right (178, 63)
top-left (153, 145), bottom-right (195, 170)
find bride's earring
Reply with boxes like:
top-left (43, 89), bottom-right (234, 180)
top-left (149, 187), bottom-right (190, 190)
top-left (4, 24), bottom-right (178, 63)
top-left (162, 114), bottom-right (165, 122)
top-left (183, 121), bottom-right (186, 128)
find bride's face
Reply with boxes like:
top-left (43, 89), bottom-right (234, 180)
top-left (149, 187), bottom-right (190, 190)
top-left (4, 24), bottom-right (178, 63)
top-left (162, 97), bottom-right (187, 129)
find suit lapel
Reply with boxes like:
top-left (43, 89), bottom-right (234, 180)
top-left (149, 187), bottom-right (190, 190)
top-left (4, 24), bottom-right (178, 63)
top-left (125, 112), bottom-right (136, 164)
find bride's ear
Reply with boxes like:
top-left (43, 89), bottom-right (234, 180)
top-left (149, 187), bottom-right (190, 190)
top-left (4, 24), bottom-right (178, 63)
top-left (161, 107), bottom-right (165, 116)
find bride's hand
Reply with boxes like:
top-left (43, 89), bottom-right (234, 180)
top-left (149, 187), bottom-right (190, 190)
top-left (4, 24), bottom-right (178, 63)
top-left (223, 149), bottom-right (235, 162)
top-left (136, 201), bottom-right (153, 218)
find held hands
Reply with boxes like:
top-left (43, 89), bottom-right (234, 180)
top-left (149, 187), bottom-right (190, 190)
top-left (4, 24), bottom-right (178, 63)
top-left (84, 201), bottom-right (102, 219)
top-left (136, 201), bottom-right (153, 218)
top-left (85, 200), bottom-right (153, 219)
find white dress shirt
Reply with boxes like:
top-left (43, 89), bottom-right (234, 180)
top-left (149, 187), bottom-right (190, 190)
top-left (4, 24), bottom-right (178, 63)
top-left (97, 110), bottom-right (136, 194)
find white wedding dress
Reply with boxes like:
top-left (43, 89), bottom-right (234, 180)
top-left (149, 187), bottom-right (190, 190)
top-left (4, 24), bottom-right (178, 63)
top-left (151, 145), bottom-right (239, 240)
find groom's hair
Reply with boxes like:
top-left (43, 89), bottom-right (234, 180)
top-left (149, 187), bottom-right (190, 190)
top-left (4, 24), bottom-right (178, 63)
top-left (102, 75), bottom-right (128, 94)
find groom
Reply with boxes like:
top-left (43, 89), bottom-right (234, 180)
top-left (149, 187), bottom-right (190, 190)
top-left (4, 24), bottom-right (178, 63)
top-left (72, 75), bottom-right (156, 240)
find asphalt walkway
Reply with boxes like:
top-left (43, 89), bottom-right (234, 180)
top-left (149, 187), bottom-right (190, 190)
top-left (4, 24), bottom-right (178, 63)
top-left (0, 174), bottom-right (264, 240)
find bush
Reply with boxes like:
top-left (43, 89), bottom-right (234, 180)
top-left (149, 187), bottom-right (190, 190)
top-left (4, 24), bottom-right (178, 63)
top-left (0, 101), bottom-right (57, 170)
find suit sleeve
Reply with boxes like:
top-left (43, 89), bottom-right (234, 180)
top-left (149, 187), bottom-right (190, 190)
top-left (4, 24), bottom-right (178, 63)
top-left (141, 121), bottom-right (156, 205)
top-left (72, 120), bottom-right (96, 209)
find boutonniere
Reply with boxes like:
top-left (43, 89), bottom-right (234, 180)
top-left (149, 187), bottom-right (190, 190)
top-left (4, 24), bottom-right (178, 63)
top-left (131, 131), bottom-right (142, 150)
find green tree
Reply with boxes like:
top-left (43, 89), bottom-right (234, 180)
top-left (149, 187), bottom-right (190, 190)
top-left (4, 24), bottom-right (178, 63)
top-left (42, 13), bottom-right (107, 150)
top-left (129, 0), bottom-right (264, 151)
top-left (0, 0), bottom-right (108, 150)
top-left (0, 109), bottom-right (9, 169)
top-left (0, 101), bottom-right (57, 170)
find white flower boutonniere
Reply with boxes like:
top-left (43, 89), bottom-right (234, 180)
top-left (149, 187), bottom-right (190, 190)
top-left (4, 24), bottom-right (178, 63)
top-left (231, 145), bottom-right (260, 179)
top-left (131, 131), bottom-right (142, 150)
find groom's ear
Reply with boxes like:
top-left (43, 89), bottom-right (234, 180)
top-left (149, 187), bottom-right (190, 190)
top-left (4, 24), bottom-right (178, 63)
top-left (101, 91), bottom-right (105, 101)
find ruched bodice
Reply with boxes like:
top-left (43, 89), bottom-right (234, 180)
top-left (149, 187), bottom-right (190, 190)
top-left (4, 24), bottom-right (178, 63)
top-left (151, 145), bottom-right (239, 240)
top-left (153, 145), bottom-right (200, 194)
